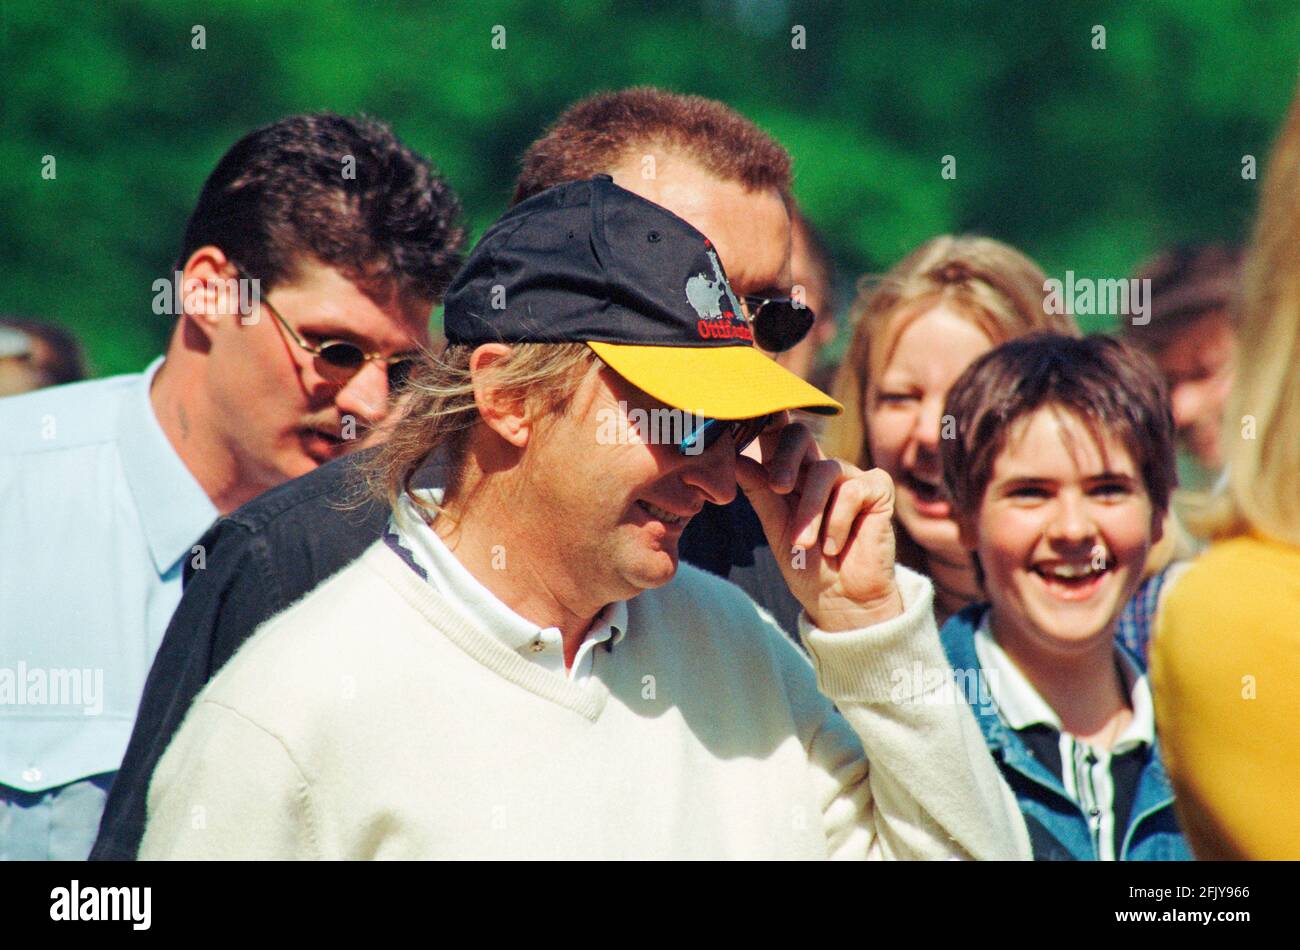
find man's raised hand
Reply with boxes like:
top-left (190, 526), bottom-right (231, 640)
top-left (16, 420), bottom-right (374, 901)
top-left (737, 417), bottom-right (904, 632)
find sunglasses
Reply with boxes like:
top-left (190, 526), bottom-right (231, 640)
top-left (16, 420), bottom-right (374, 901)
top-left (677, 413), bottom-right (774, 456)
top-left (263, 298), bottom-right (419, 391)
top-left (235, 267), bottom-right (419, 392)
top-left (744, 296), bottom-right (816, 353)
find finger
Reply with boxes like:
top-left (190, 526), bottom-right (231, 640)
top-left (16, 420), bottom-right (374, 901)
top-left (822, 468), bottom-right (894, 557)
top-left (736, 453), bottom-right (789, 540)
top-left (789, 458), bottom-right (844, 551)
top-left (763, 420), bottom-right (821, 493)
top-left (753, 410), bottom-right (792, 462)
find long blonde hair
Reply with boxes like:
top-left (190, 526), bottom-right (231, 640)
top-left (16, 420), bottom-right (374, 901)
top-left (363, 342), bottom-right (599, 519)
top-left (1195, 90), bottom-right (1300, 546)
top-left (822, 234), bottom-right (1078, 468)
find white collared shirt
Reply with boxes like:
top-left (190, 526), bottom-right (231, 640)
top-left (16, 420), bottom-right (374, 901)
top-left (388, 487), bottom-right (626, 685)
top-left (974, 612), bottom-right (1155, 860)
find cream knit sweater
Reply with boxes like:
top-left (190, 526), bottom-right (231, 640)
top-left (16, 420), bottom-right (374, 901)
top-left (139, 541), bottom-right (1030, 860)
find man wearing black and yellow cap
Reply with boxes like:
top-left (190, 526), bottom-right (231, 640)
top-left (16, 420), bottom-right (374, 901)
top-left (138, 177), bottom-right (1029, 860)
top-left (93, 89), bottom-right (831, 861)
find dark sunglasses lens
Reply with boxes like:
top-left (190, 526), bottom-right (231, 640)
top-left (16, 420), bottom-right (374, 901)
top-left (752, 300), bottom-right (816, 353)
top-left (388, 359), bottom-right (417, 391)
top-left (318, 342), bottom-right (367, 370)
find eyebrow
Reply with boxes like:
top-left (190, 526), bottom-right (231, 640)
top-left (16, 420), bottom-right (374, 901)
top-left (993, 476), bottom-right (1053, 492)
top-left (994, 471), bottom-right (1137, 488)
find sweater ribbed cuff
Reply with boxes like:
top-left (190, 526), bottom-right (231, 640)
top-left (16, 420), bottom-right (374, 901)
top-left (799, 564), bottom-right (946, 704)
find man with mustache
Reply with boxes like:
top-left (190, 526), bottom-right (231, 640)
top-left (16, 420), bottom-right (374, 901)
top-left (0, 112), bottom-right (463, 859)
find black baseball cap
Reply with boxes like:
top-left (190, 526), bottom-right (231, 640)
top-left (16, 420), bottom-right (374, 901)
top-left (442, 175), bottom-right (841, 420)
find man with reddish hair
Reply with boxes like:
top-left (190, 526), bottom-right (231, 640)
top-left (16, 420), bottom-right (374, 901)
top-left (513, 86), bottom-right (795, 205)
top-left (94, 89), bottom-right (878, 858)
top-left (519, 91), bottom-right (840, 386)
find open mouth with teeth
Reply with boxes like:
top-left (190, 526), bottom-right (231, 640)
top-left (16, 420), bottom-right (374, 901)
top-left (1031, 560), bottom-right (1112, 600)
top-left (636, 499), bottom-right (689, 527)
top-left (901, 472), bottom-right (951, 515)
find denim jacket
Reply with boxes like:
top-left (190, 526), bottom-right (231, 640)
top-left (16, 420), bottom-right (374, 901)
top-left (940, 605), bottom-right (1193, 861)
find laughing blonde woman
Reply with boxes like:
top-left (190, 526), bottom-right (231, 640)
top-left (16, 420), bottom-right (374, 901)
top-left (822, 236), bottom-right (1078, 622)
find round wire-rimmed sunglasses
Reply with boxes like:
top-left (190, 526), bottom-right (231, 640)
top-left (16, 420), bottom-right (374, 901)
top-left (234, 266), bottom-right (420, 392)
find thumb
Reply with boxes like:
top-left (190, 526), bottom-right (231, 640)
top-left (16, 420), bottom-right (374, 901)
top-left (736, 454), bottom-right (789, 544)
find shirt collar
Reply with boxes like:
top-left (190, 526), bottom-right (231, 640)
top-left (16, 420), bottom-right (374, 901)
top-left (1112, 648), bottom-right (1156, 752)
top-left (604, 600), bottom-right (629, 645)
top-left (115, 357), bottom-right (218, 575)
top-left (562, 599), bottom-right (628, 652)
top-left (974, 613), bottom-right (1061, 732)
top-left (974, 612), bottom-right (1155, 750)
top-left (392, 480), bottom-right (629, 658)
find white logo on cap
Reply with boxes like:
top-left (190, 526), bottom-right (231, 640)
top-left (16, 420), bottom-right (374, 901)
top-left (685, 245), bottom-right (744, 322)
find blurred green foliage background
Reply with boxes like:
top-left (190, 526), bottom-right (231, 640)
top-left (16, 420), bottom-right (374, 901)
top-left (3, 0), bottom-right (1298, 376)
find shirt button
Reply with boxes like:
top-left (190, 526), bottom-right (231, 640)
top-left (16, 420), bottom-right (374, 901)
top-left (530, 638), bottom-right (545, 653)
top-left (22, 767), bottom-right (41, 784)
top-left (1089, 808), bottom-right (1101, 818)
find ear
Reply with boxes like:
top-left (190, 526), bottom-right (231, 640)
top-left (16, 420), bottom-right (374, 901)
top-left (470, 343), bottom-right (530, 449)
top-left (815, 317), bottom-right (838, 347)
top-left (180, 246), bottom-right (240, 331)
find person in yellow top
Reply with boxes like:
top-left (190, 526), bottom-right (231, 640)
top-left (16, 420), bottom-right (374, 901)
top-left (1151, 81), bottom-right (1300, 861)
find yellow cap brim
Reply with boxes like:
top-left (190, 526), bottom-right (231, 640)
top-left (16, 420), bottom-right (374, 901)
top-left (587, 342), bottom-right (842, 420)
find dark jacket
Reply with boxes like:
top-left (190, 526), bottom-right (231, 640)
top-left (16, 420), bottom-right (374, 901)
top-left (939, 605), bottom-right (1193, 861)
top-left (90, 449), bottom-right (798, 860)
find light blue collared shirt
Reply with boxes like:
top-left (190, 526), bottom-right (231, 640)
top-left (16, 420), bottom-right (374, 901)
top-left (0, 357), bottom-right (217, 859)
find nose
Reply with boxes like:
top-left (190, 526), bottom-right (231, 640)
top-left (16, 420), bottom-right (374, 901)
top-left (903, 394), bottom-right (945, 472)
top-left (1169, 381), bottom-right (1201, 431)
top-left (334, 361), bottom-right (391, 430)
top-left (917, 395), bottom-right (946, 451)
top-left (679, 437), bottom-right (739, 507)
top-left (1047, 491), bottom-right (1095, 547)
